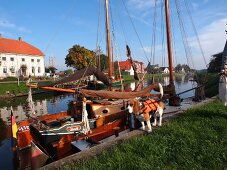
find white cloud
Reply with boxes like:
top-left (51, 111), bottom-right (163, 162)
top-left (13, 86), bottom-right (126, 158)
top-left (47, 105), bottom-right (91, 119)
top-left (0, 18), bottom-right (15, 28)
top-left (126, 12), bottom-right (152, 26)
top-left (132, 18), bottom-right (227, 70)
top-left (0, 18), bottom-right (30, 33)
top-left (0, 30), bottom-right (13, 37)
top-left (190, 18), bottom-right (227, 69)
top-left (127, 0), bottom-right (161, 11)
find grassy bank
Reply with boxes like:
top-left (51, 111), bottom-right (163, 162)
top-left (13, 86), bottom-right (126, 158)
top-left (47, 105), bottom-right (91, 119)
top-left (63, 100), bottom-right (227, 169)
top-left (0, 80), bottom-right (54, 96)
top-left (0, 82), bottom-right (28, 95)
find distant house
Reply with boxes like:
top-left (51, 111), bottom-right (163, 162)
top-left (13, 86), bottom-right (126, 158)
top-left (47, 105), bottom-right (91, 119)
top-left (118, 59), bottom-right (145, 75)
top-left (146, 63), bottom-right (159, 74)
top-left (160, 67), bottom-right (169, 74)
top-left (0, 36), bottom-right (45, 78)
top-left (181, 67), bottom-right (185, 73)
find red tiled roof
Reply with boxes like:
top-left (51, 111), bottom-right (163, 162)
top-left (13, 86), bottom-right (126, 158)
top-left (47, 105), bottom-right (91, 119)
top-left (118, 60), bottom-right (132, 70)
top-left (0, 37), bottom-right (44, 56)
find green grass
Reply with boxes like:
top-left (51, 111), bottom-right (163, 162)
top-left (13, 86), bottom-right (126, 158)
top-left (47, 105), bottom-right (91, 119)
top-left (62, 100), bottom-right (227, 170)
top-left (0, 82), bottom-right (28, 95)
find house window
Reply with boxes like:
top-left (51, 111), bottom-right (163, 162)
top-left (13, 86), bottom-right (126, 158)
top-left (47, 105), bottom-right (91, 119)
top-left (2, 57), bottom-right (6, 61)
top-left (3, 67), bottom-right (7, 73)
top-left (10, 57), bottom-right (14, 61)
top-left (38, 67), bottom-right (41, 73)
top-left (37, 59), bottom-right (40, 62)
top-left (31, 59), bottom-right (34, 62)
top-left (10, 66), bottom-right (15, 73)
top-left (22, 58), bottom-right (25, 62)
top-left (32, 67), bottom-right (35, 73)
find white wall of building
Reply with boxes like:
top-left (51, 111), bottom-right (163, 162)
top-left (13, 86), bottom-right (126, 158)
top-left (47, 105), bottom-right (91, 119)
top-left (129, 66), bottom-right (134, 75)
top-left (0, 53), bottom-right (45, 78)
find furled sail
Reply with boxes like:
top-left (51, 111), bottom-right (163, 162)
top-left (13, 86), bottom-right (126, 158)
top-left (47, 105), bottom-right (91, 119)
top-left (80, 84), bottom-right (160, 99)
top-left (37, 67), bottom-right (110, 88)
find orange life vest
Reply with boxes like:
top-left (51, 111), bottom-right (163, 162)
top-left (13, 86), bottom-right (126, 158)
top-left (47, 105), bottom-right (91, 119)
top-left (142, 99), bottom-right (159, 114)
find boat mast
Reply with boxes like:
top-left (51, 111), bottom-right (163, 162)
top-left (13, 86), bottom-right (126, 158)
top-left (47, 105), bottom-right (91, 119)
top-left (165, 0), bottom-right (181, 106)
top-left (105, 0), bottom-right (113, 80)
top-left (165, 0), bottom-right (174, 84)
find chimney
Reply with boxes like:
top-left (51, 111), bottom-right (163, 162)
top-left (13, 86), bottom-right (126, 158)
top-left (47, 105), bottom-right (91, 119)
top-left (18, 37), bottom-right (22, 41)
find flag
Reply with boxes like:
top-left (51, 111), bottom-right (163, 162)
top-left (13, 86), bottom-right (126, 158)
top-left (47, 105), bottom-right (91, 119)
top-left (11, 108), bottom-right (18, 149)
top-left (31, 141), bottom-right (49, 169)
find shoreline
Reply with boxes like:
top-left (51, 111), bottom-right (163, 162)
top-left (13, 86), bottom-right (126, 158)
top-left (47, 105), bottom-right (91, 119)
top-left (39, 97), bottom-right (216, 170)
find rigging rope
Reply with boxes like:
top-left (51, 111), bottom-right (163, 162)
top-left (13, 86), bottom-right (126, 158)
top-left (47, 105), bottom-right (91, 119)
top-left (75, 0), bottom-right (105, 87)
top-left (150, 0), bottom-right (158, 65)
top-left (184, 0), bottom-right (208, 68)
top-left (169, 0), bottom-right (178, 67)
top-left (95, 0), bottom-right (102, 69)
top-left (160, 1), bottom-right (166, 67)
top-left (174, 0), bottom-right (198, 94)
top-left (121, 0), bottom-right (150, 62)
top-left (44, 0), bottom-right (77, 54)
top-left (115, 0), bottom-right (128, 45)
top-left (175, 0), bottom-right (196, 70)
top-left (109, 0), bottom-right (123, 79)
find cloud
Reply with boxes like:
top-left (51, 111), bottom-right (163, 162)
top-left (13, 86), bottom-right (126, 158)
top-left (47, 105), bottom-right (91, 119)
top-left (127, 0), bottom-right (161, 11)
top-left (125, 12), bottom-right (152, 26)
top-left (190, 18), bottom-right (227, 69)
top-left (0, 30), bottom-right (13, 37)
top-left (0, 18), bottom-right (15, 28)
top-left (132, 18), bottom-right (227, 70)
top-left (0, 18), bottom-right (30, 33)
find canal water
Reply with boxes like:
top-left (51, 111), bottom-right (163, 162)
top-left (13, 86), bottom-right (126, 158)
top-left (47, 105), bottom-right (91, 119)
top-left (0, 75), bottom-right (196, 169)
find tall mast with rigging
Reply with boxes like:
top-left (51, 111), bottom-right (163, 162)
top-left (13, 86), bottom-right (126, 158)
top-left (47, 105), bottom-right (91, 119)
top-left (164, 0), bottom-right (180, 106)
top-left (165, 0), bottom-right (174, 84)
top-left (104, 0), bottom-right (113, 81)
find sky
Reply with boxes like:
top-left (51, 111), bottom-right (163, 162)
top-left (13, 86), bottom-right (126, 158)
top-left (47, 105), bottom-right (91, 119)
top-left (0, 0), bottom-right (226, 71)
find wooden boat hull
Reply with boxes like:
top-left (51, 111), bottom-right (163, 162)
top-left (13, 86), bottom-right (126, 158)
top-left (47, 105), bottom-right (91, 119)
top-left (29, 119), bottom-right (96, 145)
top-left (30, 109), bottom-right (127, 145)
top-left (17, 101), bottom-right (128, 149)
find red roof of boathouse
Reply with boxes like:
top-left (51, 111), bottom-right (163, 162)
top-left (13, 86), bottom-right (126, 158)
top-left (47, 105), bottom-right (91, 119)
top-left (0, 37), bottom-right (44, 56)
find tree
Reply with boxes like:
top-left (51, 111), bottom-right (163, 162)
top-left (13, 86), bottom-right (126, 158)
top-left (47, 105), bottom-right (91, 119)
top-left (49, 66), bottom-right (57, 73)
top-left (99, 54), bottom-right (108, 71)
top-left (175, 64), bottom-right (191, 73)
top-left (208, 52), bottom-right (222, 73)
top-left (65, 45), bottom-right (95, 70)
top-left (175, 64), bottom-right (182, 73)
top-left (146, 63), bottom-right (159, 74)
top-left (64, 69), bottom-right (73, 76)
top-left (182, 64), bottom-right (191, 73)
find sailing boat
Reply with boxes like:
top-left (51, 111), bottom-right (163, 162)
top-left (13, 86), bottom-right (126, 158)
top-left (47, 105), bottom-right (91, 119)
top-left (16, 0), bottom-right (163, 163)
